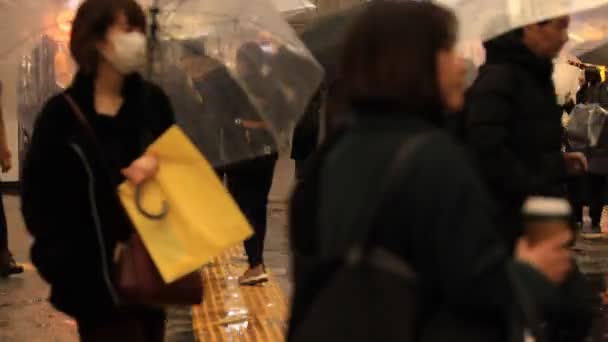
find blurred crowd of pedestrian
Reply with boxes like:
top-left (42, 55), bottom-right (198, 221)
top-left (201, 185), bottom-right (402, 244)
top-left (1, 0), bottom-right (604, 341)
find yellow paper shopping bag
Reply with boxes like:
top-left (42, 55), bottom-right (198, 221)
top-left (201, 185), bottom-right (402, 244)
top-left (118, 125), bottom-right (253, 283)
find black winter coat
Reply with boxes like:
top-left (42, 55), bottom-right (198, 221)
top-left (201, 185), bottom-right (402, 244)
top-left (21, 72), bottom-right (174, 320)
top-left (463, 34), bottom-right (595, 342)
top-left (291, 90), bottom-right (321, 161)
top-left (464, 33), bottom-right (567, 242)
top-left (289, 112), bottom-right (557, 342)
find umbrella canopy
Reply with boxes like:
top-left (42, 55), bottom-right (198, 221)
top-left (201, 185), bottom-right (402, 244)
top-left (298, 2), bottom-right (368, 82)
top-left (0, 0), bottom-right (79, 61)
top-left (579, 46), bottom-right (608, 65)
top-left (1, 0), bottom-right (323, 167)
top-left (0, 0), bottom-right (316, 60)
top-left (272, 0), bottom-right (316, 17)
top-left (436, 0), bottom-right (608, 42)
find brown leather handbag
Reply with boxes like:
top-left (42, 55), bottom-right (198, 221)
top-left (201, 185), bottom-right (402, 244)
top-left (116, 233), bottom-right (203, 305)
top-left (64, 93), bottom-right (203, 306)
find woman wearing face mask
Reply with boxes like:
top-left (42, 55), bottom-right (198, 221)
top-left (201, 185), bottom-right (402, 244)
top-left (289, 2), bottom-right (574, 341)
top-left (21, 0), bottom-right (174, 340)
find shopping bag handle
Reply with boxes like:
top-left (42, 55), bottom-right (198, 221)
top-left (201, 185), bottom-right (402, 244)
top-left (135, 181), bottom-right (169, 220)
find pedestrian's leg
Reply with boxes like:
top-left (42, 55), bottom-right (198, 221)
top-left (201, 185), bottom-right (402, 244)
top-left (78, 316), bottom-right (144, 342)
top-left (295, 158), bottom-right (306, 182)
top-left (0, 194), bottom-right (22, 277)
top-left (78, 309), bottom-right (165, 342)
top-left (0, 194), bottom-right (7, 254)
top-left (141, 309), bottom-right (166, 342)
top-left (250, 157), bottom-right (277, 268)
top-left (567, 176), bottom-right (586, 226)
top-left (589, 175), bottom-right (606, 229)
top-left (231, 157), bottom-right (277, 285)
top-left (227, 173), bottom-right (261, 268)
top-left (226, 169), bottom-right (264, 274)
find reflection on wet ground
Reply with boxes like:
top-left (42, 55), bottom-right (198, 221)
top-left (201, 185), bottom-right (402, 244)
top-left (188, 200), bottom-right (290, 341)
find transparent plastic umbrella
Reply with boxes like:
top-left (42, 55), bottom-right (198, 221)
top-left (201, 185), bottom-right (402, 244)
top-left (1, 0), bottom-right (324, 167)
top-left (144, 0), bottom-right (324, 166)
top-left (435, 0), bottom-right (608, 43)
top-left (0, 0), bottom-right (80, 61)
top-left (566, 6), bottom-right (608, 56)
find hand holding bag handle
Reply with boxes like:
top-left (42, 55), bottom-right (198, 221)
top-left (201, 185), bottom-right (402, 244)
top-left (63, 93), bottom-right (203, 305)
top-left (64, 94), bottom-right (168, 220)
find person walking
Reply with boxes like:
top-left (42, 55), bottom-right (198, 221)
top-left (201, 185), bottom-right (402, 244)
top-left (462, 18), bottom-right (596, 341)
top-left (0, 81), bottom-right (23, 277)
top-left (289, 2), bottom-right (574, 341)
top-left (21, 0), bottom-right (174, 340)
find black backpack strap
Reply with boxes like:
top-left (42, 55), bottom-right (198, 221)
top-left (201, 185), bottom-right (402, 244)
top-left (347, 131), bottom-right (437, 262)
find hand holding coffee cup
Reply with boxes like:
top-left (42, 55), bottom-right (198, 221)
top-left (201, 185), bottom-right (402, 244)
top-left (522, 197), bottom-right (573, 245)
top-left (515, 197), bottom-right (573, 284)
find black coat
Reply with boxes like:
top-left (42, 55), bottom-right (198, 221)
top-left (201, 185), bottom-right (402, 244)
top-left (463, 34), bottom-right (595, 341)
top-left (464, 33), bottom-right (567, 242)
top-left (289, 111), bottom-right (557, 341)
top-left (291, 90), bottom-right (321, 161)
top-left (21, 73), bottom-right (174, 320)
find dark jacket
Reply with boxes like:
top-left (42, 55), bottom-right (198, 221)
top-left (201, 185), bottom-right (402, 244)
top-left (21, 72), bottom-right (174, 319)
top-left (289, 111), bottom-right (557, 341)
top-left (577, 81), bottom-right (608, 175)
top-left (463, 33), bottom-right (567, 242)
top-left (463, 34), bottom-right (595, 342)
top-left (291, 90), bottom-right (322, 161)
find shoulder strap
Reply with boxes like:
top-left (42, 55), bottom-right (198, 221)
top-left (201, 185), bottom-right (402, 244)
top-left (64, 93), bottom-right (97, 140)
top-left (63, 93), bottom-right (166, 220)
top-left (352, 131), bottom-right (437, 255)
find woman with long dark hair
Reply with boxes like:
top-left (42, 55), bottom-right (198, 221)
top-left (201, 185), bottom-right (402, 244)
top-left (289, 2), bottom-right (573, 341)
top-left (21, 0), bottom-right (174, 340)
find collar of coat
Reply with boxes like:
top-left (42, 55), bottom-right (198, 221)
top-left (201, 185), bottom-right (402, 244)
top-left (66, 71), bottom-right (148, 120)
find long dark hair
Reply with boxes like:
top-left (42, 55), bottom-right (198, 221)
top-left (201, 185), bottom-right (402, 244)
top-left (340, 1), bottom-right (457, 118)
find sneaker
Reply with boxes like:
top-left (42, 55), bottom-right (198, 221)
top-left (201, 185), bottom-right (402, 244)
top-left (0, 252), bottom-right (24, 278)
top-left (239, 265), bottom-right (268, 286)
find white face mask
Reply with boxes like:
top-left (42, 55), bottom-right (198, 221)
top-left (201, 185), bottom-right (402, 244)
top-left (101, 31), bottom-right (147, 74)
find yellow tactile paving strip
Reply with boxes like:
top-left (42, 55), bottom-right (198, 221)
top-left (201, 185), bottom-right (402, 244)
top-left (192, 246), bottom-right (288, 341)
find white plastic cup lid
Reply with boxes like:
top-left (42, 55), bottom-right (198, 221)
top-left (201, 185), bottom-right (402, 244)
top-left (522, 196), bottom-right (572, 219)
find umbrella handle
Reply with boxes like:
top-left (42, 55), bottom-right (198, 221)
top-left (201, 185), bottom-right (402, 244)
top-left (135, 182), bottom-right (169, 220)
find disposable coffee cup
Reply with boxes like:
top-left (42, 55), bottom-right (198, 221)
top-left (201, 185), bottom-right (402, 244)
top-left (522, 197), bottom-right (572, 245)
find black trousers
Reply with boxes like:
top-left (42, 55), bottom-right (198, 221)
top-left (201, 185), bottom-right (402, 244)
top-left (294, 158), bottom-right (312, 182)
top-left (572, 174), bottom-right (607, 226)
top-left (77, 309), bottom-right (165, 342)
top-left (225, 156), bottom-right (277, 268)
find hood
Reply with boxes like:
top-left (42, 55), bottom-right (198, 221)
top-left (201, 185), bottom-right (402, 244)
top-left (483, 31), bottom-right (554, 82)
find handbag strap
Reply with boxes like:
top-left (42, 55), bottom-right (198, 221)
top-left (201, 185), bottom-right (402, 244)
top-left (63, 93), bottom-right (168, 220)
top-left (64, 93), bottom-right (99, 142)
top-left (346, 131), bottom-right (437, 265)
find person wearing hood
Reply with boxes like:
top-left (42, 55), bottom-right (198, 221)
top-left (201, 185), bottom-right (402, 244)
top-left (462, 18), bottom-right (595, 341)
